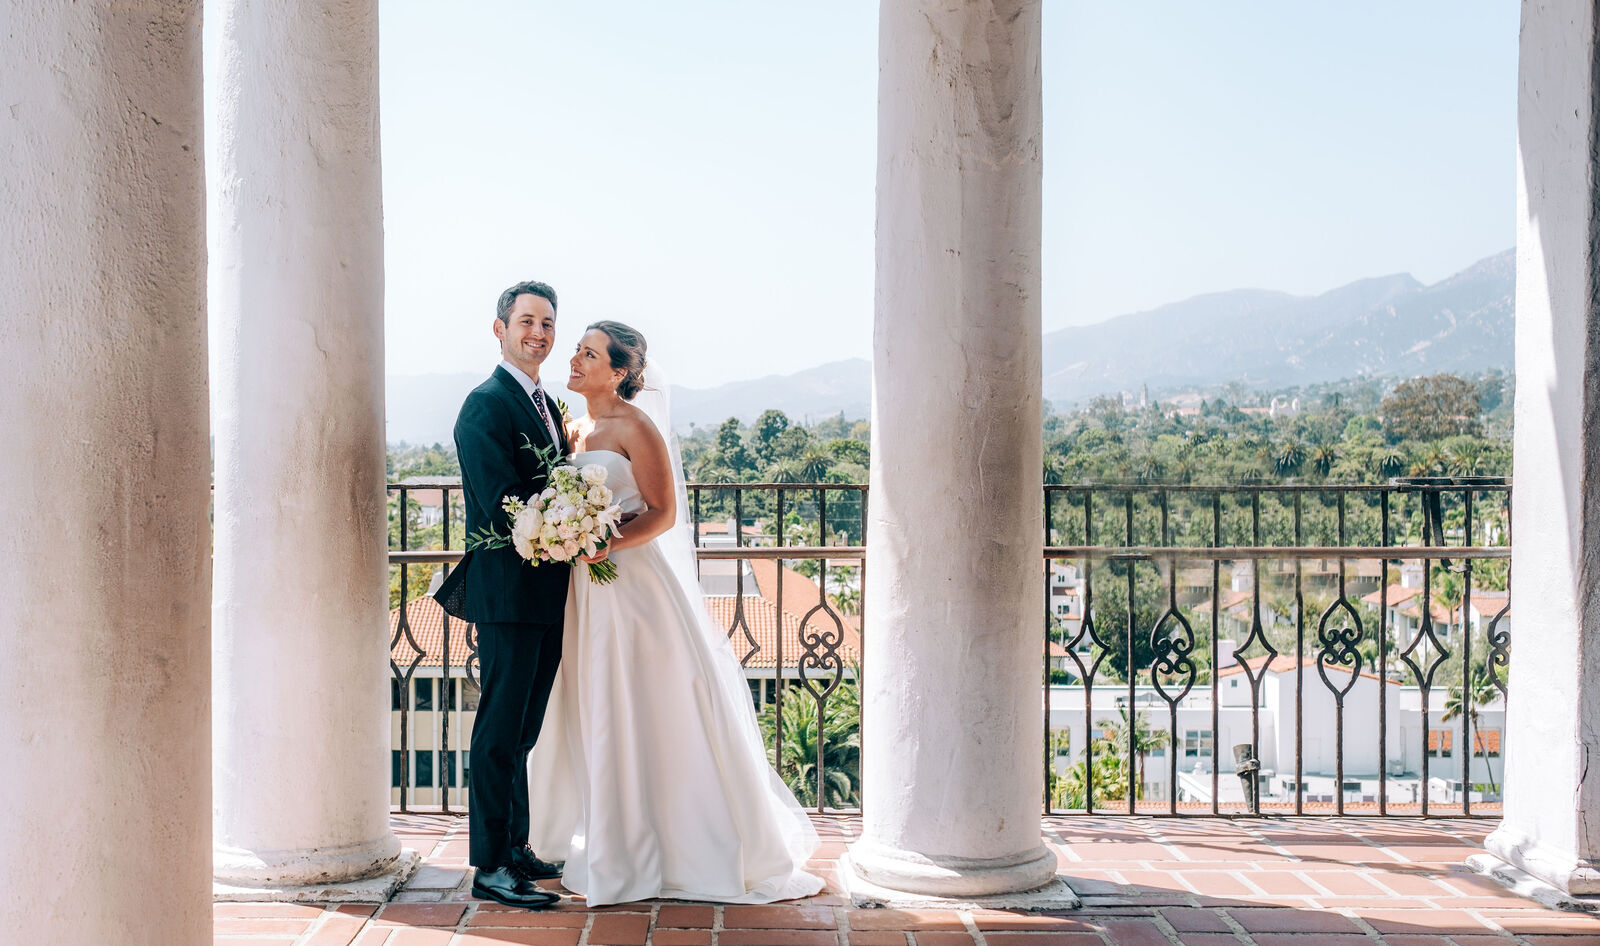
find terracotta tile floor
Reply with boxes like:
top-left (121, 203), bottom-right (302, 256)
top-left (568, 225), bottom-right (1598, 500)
top-left (213, 813), bottom-right (1600, 945)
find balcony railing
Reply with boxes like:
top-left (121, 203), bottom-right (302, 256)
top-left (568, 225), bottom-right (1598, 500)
top-left (386, 481), bottom-right (865, 814)
top-left (386, 476), bottom-right (1509, 820)
top-left (1043, 478), bottom-right (1510, 818)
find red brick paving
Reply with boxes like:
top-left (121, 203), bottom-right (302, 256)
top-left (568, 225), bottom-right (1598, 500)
top-left (465, 910), bottom-right (588, 928)
top-left (656, 905), bottom-right (715, 928)
top-left (907, 934), bottom-right (974, 946)
top-left (1097, 918), bottom-right (1174, 945)
top-left (587, 913), bottom-right (651, 945)
top-left (718, 932), bottom-right (839, 946)
top-left (210, 812), bottom-right (1600, 945)
top-left (456, 932), bottom-right (581, 946)
top-left (1172, 935), bottom-right (1242, 946)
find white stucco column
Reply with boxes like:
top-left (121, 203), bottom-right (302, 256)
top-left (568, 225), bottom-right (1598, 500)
top-left (847, 0), bottom-right (1054, 899)
top-left (211, 0), bottom-right (405, 891)
top-left (1482, 0), bottom-right (1600, 902)
top-left (0, 2), bottom-right (212, 943)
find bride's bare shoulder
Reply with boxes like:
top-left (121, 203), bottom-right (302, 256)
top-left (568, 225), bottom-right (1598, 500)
top-left (618, 404), bottom-right (668, 453)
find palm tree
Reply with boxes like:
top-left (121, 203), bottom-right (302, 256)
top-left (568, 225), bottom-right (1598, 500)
top-left (1409, 443), bottom-right (1449, 477)
top-left (1274, 439), bottom-right (1308, 478)
top-left (1098, 704), bottom-right (1171, 799)
top-left (798, 444), bottom-right (833, 482)
top-left (766, 459), bottom-right (805, 484)
top-left (1447, 437), bottom-right (1487, 475)
top-left (1431, 566), bottom-right (1465, 618)
top-left (694, 463), bottom-right (740, 485)
top-left (827, 565), bottom-right (861, 616)
top-left (1053, 750), bottom-right (1128, 810)
top-left (1311, 443), bottom-right (1340, 480)
top-left (1443, 662), bottom-right (1501, 796)
top-left (1372, 447), bottom-right (1408, 480)
top-left (757, 678), bottom-right (861, 807)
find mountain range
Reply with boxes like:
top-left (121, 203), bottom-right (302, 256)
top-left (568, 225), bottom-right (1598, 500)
top-left (1040, 248), bottom-right (1513, 403)
top-left (385, 249), bottom-right (1514, 443)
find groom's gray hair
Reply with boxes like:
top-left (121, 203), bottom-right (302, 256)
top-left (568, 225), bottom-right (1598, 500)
top-left (496, 280), bottom-right (558, 323)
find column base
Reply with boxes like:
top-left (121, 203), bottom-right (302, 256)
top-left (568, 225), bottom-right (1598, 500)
top-left (1483, 826), bottom-right (1600, 900)
top-left (1468, 851), bottom-right (1600, 913)
top-left (842, 837), bottom-right (1062, 901)
top-left (215, 848), bottom-right (419, 903)
top-left (215, 834), bottom-right (408, 891)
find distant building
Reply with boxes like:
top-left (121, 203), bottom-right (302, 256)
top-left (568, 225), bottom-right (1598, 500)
top-left (393, 477), bottom-right (464, 530)
top-left (1361, 561), bottom-right (1509, 654)
top-left (1047, 640), bottom-right (1506, 809)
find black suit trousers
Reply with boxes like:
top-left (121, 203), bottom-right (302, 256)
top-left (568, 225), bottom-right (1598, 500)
top-left (469, 620), bottom-right (563, 870)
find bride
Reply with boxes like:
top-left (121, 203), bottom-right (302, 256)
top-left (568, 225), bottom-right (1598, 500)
top-left (522, 320), bottom-right (823, 906)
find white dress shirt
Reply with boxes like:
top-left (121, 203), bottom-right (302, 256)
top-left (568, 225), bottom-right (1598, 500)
top-left (499, 359), bottom-right (539, 399)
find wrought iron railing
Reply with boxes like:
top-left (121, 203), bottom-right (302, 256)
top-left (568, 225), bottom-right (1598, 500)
top-left (1043, 478), bottom-right (1511, 818)
top-left (387, 476), bottom-right (1510, 819)
top-left (386, 481), bottom-right (865, 815)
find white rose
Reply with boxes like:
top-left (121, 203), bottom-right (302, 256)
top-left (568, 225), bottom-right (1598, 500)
top-left (511, 514), bottom-right (540, 562)
top-left (585, 486), bottom-right (609, 506)
top-left (540, 487), bottom-right (556, 501)
top-left (581, 464), bottom-right (607, 486)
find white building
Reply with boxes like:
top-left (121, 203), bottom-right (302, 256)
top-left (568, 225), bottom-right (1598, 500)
top-left (1046, 643), bottom-right (1506, 809)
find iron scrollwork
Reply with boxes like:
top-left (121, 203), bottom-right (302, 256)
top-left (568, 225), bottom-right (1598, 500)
top-left (1149, 606), bottom-right (1198, 704)
top-left (797, 601), bottom-right (846, 701)
top-left (1485, 604), bottom-right (1511, 697)
top-left (1315, 597), bottom-right (1364, 700)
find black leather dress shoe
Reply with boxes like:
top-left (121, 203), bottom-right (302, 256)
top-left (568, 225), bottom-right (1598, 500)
top-left (471, 866), bottom-right (559, 909)
top-left (511, 844), bottom-right (564, 880)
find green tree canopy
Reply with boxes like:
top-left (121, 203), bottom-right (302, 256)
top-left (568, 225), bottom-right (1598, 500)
top-left (1381, 374), bottom-right (1482, 442)
top-left (752, 410), bottom-right (791, 462)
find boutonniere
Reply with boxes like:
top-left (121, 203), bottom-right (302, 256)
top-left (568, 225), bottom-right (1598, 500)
top-left (555, 397), bottom-right (573, 426)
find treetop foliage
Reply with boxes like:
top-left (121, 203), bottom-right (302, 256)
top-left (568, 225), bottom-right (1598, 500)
top-left (387, 371), bottom-right (1512, 491)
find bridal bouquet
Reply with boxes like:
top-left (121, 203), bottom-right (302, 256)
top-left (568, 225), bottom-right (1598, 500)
top-left (468, 442), bottom-right (625, 584)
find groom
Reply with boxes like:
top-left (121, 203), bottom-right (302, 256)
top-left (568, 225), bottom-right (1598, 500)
top-left (434, 280), bottom-right (571, 909)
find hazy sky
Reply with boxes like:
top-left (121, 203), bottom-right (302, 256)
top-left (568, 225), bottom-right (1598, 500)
top-left (206, 2), bottom-right (1519, 392)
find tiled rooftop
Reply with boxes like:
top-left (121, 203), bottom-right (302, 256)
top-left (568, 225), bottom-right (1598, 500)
top-left (212, 813), bottom-right (1600, 945)
top-left (390, 559), bottom-right (864, 672)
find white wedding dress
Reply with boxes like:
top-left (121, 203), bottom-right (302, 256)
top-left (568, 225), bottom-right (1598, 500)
top-left (524, 448), bottom-right (823, 906)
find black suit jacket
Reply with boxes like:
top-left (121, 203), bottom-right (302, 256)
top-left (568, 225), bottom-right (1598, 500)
top-left (435, 367), bottom-right (572, 624)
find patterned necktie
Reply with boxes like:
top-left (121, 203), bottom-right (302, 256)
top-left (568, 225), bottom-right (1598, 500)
top-left (531, 381), bottom-right (558, 445)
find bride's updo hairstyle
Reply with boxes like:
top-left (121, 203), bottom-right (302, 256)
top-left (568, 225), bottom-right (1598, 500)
top-left (588, 320), bottom-right (648, 400)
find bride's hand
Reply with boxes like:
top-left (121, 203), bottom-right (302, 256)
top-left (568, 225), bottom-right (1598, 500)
top-left (580, 546), bottom-right (610, 564)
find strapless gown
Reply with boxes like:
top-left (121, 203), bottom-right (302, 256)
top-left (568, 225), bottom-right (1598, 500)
top-left (525, 449), bottom-right (822, 905)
